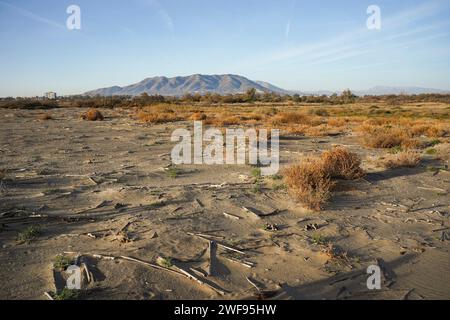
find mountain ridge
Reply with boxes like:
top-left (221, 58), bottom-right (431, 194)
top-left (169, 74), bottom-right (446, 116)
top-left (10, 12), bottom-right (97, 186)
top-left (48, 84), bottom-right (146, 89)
top-left (84, 74), bottom-right (449, 97)
top-left (85, 74), bottom-right (287, 97)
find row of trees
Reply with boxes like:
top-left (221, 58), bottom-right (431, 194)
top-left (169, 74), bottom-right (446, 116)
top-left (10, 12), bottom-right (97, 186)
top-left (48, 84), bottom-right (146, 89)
top-left (1, 89), bottom-right (449, 109)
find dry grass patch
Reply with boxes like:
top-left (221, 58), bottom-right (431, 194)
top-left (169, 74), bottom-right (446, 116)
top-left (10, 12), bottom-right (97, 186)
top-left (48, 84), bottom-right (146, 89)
top-left (270, 112), bottom-right (311, 125)
top-left (208, 115), bottom-right (242, 126)
top-left (137, 110), bottom-right (181, 124)
top-left (322, 147), bottom-right (365, 179)
top-left (283, 147), bottom-right (364, 210)
top-left (384, 151), bottom-right (421, 168)
top-left (360, 126), bottom-right (412, 149)
top-left (283, 158), bottom-right (335, 211)
top-left (189, 112), bottom-right (207, 121)
top-left (38, 113), bottom-right (53, 121)
top-left (411, 124), bottom-right (447, 138)
top-left (82, 109), bottom-right (104, 121)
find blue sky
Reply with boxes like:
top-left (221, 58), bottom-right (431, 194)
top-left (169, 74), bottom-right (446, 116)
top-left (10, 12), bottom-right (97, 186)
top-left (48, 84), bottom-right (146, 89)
top-left (0, 0), bottom-right (449, 96)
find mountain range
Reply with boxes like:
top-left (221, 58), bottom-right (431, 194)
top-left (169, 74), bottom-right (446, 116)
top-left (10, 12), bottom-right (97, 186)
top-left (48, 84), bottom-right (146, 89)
top-left (85, 74), bottom-right (289, 97)
top-left (84, 74), bottom-right (449, 97)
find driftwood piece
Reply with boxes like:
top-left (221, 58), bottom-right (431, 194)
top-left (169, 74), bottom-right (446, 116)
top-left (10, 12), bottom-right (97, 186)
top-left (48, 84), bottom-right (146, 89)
top-left (172, 264), bottom-right (226, 296)
top-left (189, 267), bottom-right (208, 278)
top-left (242, 206), bottom-right (261, 219)
top-left (223, 256), bottom-right (254, 268)
top-left (188, 232), bottom-right (246, 255)
top-left (63, 252), bottom-right (228, 296)
top-left (120, 256), bottom-right (183, 277)
top-left (207, 240), bottom-right (216, 276)
top-left (81, 262), bottom-right (93, 283)
top-left (63, 251), bottom-right (116, 261)
top-left (44, 292), bottom-right (54, 300)
top-left (223, 212), bottom-right (241, 220)
top-left (194, 199), bottom-right (204, 208)
top-left (418, 186), bottom-right (446, 192)
top-left (246, 276), bottom-right (261, 292)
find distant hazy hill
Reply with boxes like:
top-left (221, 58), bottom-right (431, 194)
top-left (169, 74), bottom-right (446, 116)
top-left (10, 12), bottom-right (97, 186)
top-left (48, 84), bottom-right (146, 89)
top-left (293, 87), bottom-right (449, 96)
top-left (85, 74), bottom-right (288, 96)
top-left (354, 86), bottom-right (450, 96)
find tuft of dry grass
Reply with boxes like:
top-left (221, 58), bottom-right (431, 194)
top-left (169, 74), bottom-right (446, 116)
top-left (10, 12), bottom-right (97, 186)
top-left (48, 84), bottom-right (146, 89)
top-left (270, 112), bottom-right (310, 125)
top-left (384, 151), bottom-right (421, 168)
top-left (321, 147), bottom-right (365, 179)
top-left (283, 147), bottom-right (364, 210)
top-left (82, 109), bottom-right (104, 121)
top-left (189, 112), bottom-right (207, 121)
top-left (283, 158), bottom-right (335, 211)
top-left (360, 126), bottom-right (412, 149)
top-left (209, 115), bottom-right (241, 126)
top-left (137, 110), bottom-right (181, 124)
top-left (411, 124), bottom-right (447, 138)
top-left (38, 113), bottom-right (53, 121)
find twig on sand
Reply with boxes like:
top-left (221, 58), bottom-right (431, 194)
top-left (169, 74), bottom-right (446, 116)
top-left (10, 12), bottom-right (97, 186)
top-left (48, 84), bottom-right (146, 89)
top-left (172, 264), bottom-right (226, 296)
top-left (74, 200), bottom-right (111, 214)
top-left (81, 263), bottom-right (93, 283)
top-left (402, 288), bottom-right (414, 300)
top-left (189, 267), bottom-right (208, 278)
top-left (87, 177), bottom-right (98, 186)
top-left (63, 251), bottom-right (116, 261)
top-left (246, 276), bottom-right (261, 292)
top-left (119, 256), bottom-right (183, 277)
top-left (194, 199), bottom-right (204, 208)
top-left (432, 226), bottom-right (450, 232)
top-left (44, 292), bottom-right (54, 300)
top-left (63, 252), bottom-right (227, 296)
top-left (223, 212), bottom-right (241, 220)
top-left (207, 240), bottom-right (215, 276)
top-left (187, 232), bottom-right (246, 255)
top-left (242, 207), bottom-right (261, 219)
top-left (418, 186), bottom-right (446, 192)
top-left (223, 256), bottom-right (254, 268)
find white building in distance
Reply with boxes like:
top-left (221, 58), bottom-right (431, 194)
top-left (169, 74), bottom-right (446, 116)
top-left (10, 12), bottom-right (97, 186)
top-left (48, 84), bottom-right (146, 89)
top-left (44, 92), bottom-right (57, 99)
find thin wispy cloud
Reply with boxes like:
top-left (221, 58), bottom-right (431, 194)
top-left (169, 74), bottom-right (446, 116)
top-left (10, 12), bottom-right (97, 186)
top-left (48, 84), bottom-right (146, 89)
top-left (0, 0), bottom-right (65, 30)
top-left (252, 0), bottom-right (446, 67)
top-left (284, 0), bottom-right (296, 39)
top-left (285, 20), bottom-right (291, 39)
top-left (140, 0), bottom-right (174, 32)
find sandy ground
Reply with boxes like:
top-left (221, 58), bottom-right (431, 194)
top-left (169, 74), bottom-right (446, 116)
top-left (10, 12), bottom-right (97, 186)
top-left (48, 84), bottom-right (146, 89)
top-left (0, 107), bottom-right (449, 300)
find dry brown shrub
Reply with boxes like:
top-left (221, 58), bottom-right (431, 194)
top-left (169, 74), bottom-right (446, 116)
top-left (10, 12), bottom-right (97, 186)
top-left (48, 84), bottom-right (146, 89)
top-left (189, 112), bottom-right (207, 121)
top-left (38, 113), bottom-right (53, 120)
top-left (270, 112), bottom-right (310, 125)
top-left (384, 151), bottom-right (421, 168)
top-left (210, 115), bottom-right (241, 126)
top-left (285, 125), bottom-right (309, 135)
top-left (283, 147), bottom-right (365, 210)
top-left (327, 118), bottom-right (347, 127)
top-left (150, 104), bottom-right (174, 114)
top-left (361, 127), bottom-right (411, 148)
top-left (400, 138), bottom-right (423, 150)
top-left (82, 109), bottom-right (104, 121)
top-left (355, 123), bottom-right (377, 134)
top-left (304, 125), bottom-right (329, 137)
top-left (304, 124), bottom-right (344, 137)
top-left (423, 125), bottom-right (447, 138)
top-left (321, 147), bottom-right (365, 179)
top-left (137, 111), bottom-right (181, 124)
top-left (283, 158), bottom-right (334, 211)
